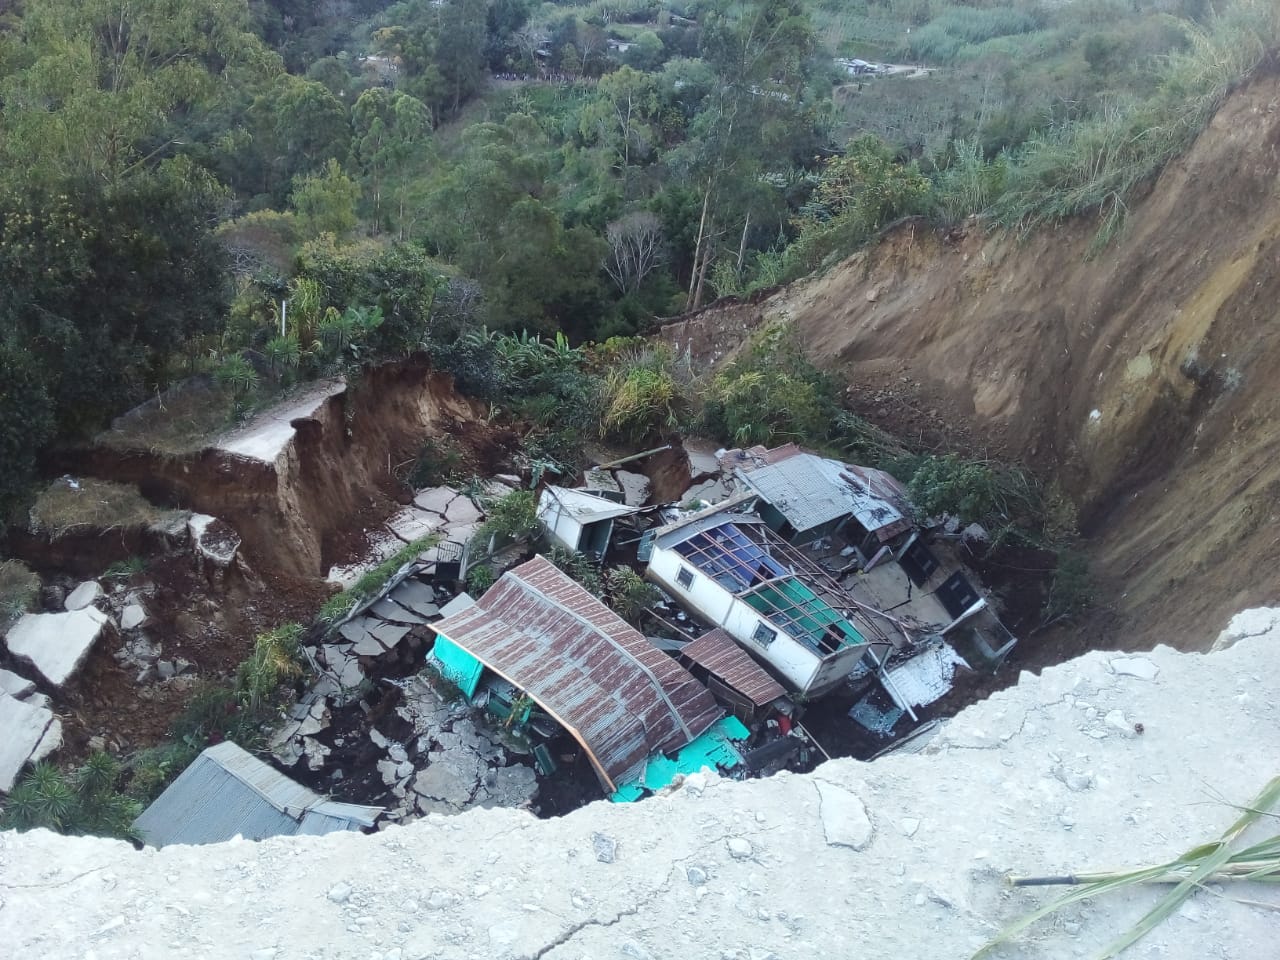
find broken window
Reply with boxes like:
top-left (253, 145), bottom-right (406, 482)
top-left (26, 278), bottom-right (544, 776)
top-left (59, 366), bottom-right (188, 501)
top-left (751, 622), bottom-right (777, 648)
top-left (676, 566), bottom-right (695, 590)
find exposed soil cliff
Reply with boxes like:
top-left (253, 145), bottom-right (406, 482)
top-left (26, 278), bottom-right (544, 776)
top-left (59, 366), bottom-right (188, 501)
top-left (661, 71), bottom-right (1280, 651)
top-left (62, 361), bottom-right (499, 581)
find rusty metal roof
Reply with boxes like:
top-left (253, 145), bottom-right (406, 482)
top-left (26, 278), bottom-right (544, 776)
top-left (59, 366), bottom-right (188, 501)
top-left (681, 629), bottom-right (786, 707)
top-left (430, 555), bottom-right (721, 791)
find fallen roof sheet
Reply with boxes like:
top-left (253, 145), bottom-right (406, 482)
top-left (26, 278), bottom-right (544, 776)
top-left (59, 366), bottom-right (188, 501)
top-left (681, 629), bottom-right (787, 706)
top-left (538, 486), bottom-right (638, 523)
top-left (133, 741), bottom-right (381, 847)
top-left (431, 555), bottom-right (721, 791)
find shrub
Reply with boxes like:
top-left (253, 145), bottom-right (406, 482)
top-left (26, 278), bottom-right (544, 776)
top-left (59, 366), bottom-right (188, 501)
top-left (605, 567), bottom-right (661, 624)
top-left (0, 559), bottom-right (40, 626)
top-left (474, 489), bottom-right (538, 544)
top-left (236, 623), bottom-right (305, 713)
top-left (1, 754), bottom-right (142, 841)
top-left (904, 453), bottom-right (1041, 536)
top-left (599, 347), bottom-right (690, 444)
top-left (546, 546), bottom-right (603, 596)
top-left (466, 563), bottom-right (496, 594)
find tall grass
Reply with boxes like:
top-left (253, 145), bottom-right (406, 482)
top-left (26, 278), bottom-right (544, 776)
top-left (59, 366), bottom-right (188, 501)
top-left (994, 0), bottom-right (1280, 250)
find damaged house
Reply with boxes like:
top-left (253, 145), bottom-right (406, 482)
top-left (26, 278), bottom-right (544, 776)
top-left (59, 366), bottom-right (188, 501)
top-left (645, 504), bottom-right (896, 698)
top-left (536, 485), bottom-right (638, 557)
top-left (133, 741), bottom-right (382, 847)
top-left (729, 445), bottom-right (1018, 672)
top-left (732, 449), bottom-right (913, 558)
top-left (428, 555), bottom-right (727, 795)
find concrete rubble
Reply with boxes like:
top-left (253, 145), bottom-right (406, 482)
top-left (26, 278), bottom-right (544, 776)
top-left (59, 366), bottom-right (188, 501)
top-left (187, 514), bottom-right (241, 568)
top-left (0, 691), bottom-right (62, 791)
top-left (4, 606), bottom-right (111, 687)
top-left (2, 623), bottom-right (1276, 960)
top-left (63, 580), bottom-right (103, 611)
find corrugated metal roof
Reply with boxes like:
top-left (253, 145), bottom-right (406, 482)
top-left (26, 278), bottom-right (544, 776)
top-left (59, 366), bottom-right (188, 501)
top-left (738, 453), bottom-right (908, 538)
top-left (133, 742), bottom-right (381, 847)
top-left (539, 486), bottom-right (638, 523)
top-left (431, 555), bottom-right (721, 791)
top-left (681, 629), bottom-right (786, 706)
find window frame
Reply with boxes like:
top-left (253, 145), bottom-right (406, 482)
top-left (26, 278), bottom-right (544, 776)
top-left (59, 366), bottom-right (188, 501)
top-left (676, 566), bottom-right (695, 590)
top-left (751, 621), bottom-right (777, 648)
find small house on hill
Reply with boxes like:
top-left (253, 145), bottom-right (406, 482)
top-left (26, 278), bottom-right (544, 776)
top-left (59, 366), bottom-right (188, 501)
top-left (537, 485), bottom-right (638, 557)
top-left (645, 504), bottom-right (895, 697)
top-left (133, 741), bottom-right (382, 847)
top-left (430, 555), bottom-right (722, 793)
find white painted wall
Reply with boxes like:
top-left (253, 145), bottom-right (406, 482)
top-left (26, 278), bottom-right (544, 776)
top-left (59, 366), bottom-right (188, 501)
top-left (537, 490), bottom-right (584, 551)
top-left (648, 542), bottom-right (827, 693)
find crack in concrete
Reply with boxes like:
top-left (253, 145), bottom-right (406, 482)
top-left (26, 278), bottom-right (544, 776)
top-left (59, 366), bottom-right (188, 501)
top-left (523, 830), bottom-right (739, 959)
top-left (524, 904), bottom-right (643, 960)
top-left (0, 865), bottom-right (107, 890)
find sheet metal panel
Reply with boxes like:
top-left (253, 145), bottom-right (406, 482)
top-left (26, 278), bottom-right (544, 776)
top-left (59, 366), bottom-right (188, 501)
top-left (682, 629), bottom-right (786, 706)
top-left (133, 742), bottom-right (380, 847)
top-left (432, 555), bottom-right (721, 788)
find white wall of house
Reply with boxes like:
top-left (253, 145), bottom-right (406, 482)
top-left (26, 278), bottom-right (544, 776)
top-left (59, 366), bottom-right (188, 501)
top-left (537, 490), bottom-right (585, 552)
top-left (648, 542), bottom-right (850, 694)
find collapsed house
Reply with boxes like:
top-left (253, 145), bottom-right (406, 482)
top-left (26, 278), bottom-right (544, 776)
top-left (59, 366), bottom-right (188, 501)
top-left (726, 444), bottom-right (1018, 672)
top-left (644, 503), bottom-right (896, 698)
top-left (133, 741), bottom-right (382, 847)
top-left (536, 485), bottom-right (639, 557)
top-left (428, 555), bottom-right (733, 796)
top-left (731, 448), bottom-right (913, 556)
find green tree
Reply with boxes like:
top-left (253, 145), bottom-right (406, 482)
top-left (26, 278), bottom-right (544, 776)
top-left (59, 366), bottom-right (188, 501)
top-left (246, 76), bottom-right (351, 198)
top-left (675, 0), bottom-right (824, 309)
top-left (579, 66), bottom-right (660, 193)
top-left (351, 87), bottom-right (431, 231)
top-left (290, 158), bottom-right (360, 239)
top-left (1, 0), bottom-right (273, 185)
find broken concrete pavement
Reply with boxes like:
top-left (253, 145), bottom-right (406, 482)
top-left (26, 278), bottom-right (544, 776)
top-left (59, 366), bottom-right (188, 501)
top-left (2, 625), bottom-right (1274, 959)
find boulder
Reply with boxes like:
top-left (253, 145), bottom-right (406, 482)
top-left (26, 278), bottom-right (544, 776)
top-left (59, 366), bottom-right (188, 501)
top-left (119, 603), bottom-right (148, 631)
top-left (64, 581), bottom-right (103, 611)
top-left (5, 608), bottom-right (110, 687)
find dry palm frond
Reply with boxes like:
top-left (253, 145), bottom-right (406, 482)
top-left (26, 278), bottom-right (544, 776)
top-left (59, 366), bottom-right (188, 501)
top-left (975, 776), bottom-right (1280, 959)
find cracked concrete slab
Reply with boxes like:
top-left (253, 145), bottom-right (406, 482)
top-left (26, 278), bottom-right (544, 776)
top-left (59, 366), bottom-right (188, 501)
top-left (0, 691), bottom-right (59, 791)
top-left (1, 627), bottom-right (1277, 960)
top-left (4, 607), bottom-right (110, 687)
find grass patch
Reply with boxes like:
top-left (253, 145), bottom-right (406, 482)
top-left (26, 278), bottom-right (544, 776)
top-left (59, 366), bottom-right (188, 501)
top-left (319, 535), bottom-right (440, 623)
top-left (99, 377), bottom-right (237, 457)
top-left (0, 558), bottom-right (40, 626)
top-left (27, 478), bottom-right (180, 539)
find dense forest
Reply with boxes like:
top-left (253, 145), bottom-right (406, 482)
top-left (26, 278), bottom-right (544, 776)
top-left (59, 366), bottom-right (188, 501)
top-left (1, 0), bottom-right (1277, 520)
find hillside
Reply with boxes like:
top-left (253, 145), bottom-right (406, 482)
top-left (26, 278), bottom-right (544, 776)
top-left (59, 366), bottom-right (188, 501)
top-left (661, 63), bottom-right (1280, 651)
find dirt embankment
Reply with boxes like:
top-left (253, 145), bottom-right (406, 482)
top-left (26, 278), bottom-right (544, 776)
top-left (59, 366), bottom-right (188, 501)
top-left (63, 360), bottom-right (495, 580)
top-left (661, 71), bottom-right (1280, 651)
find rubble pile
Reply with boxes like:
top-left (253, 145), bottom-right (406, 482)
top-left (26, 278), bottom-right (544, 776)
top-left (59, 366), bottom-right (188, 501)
top-left (0, 515), bottom-right (236, 789)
